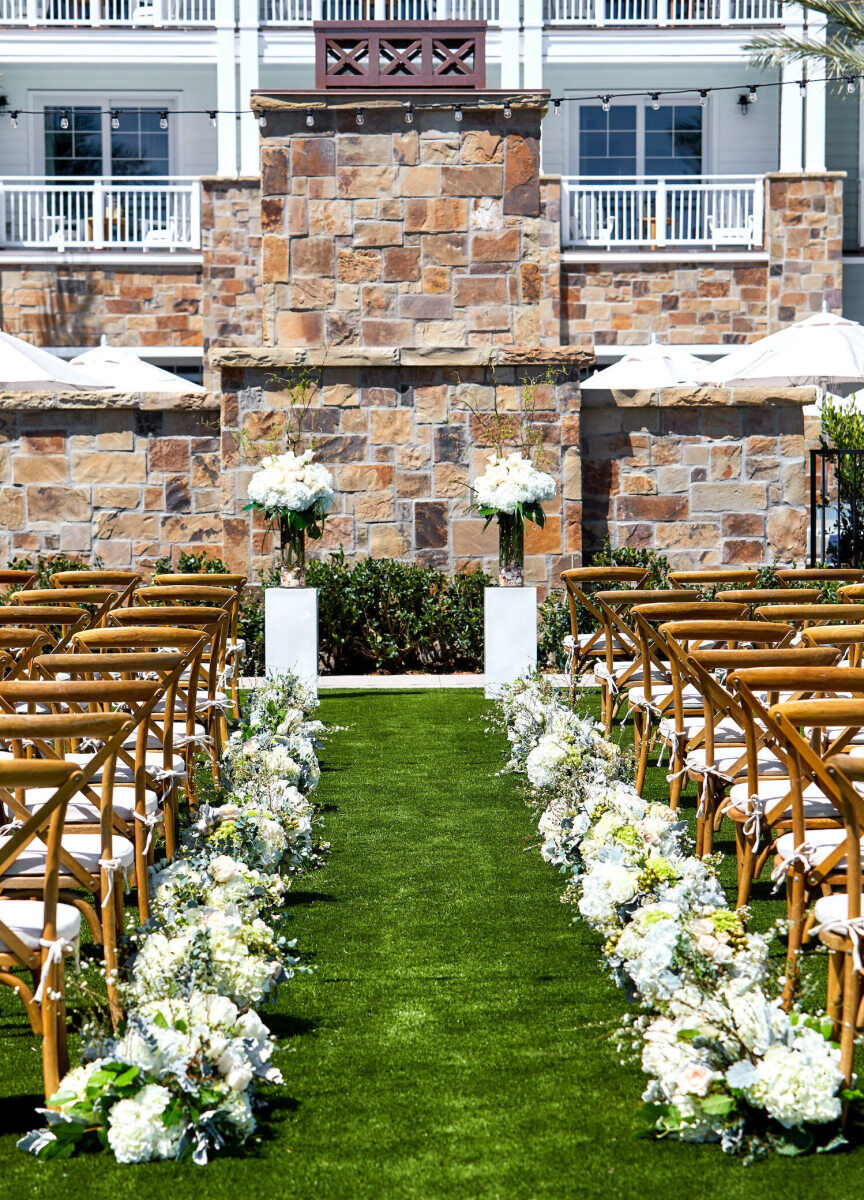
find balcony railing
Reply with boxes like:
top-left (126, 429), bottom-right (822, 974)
top-left (0, 177), bottom-right (202, 252)
top-left (261, 1), bottom-right (498, 24)
top-left (561, 175), bottom-right (765, 249)
top-left (0, 0), bottom-right (499, 23)
top-left (545, 0), bottom-right (783, 21)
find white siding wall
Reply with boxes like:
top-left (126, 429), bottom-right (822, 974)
top-left (843, 260), bottom-right (864, 323)
top-left (0, 64), bottom-right (218, 177)
top-left (541, 63), bottom-right (779, 177)
top-left (826, 88), bottom-right (859, 250)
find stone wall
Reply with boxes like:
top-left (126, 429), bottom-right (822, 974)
top-left (0, 264), bottom-right (202, 348)
top-left (217, 355), bottom-right (582, 593)
top-left (0, 396), bottom-right (221, 567)
top-left (201, 178), bottom-right (263, 391)
top-left (580, 390), bottom-right (814, 569)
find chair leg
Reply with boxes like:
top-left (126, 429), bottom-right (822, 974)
top-left (635, 715), bottom-right (651, 796)
top-left (55, 959), bottom-right (69, 1080)
top-left (101, 880), bottom-right (122, 1029)
top-left (840, 950), bottom-right (860, 1101)
top-left (782, 871), bottom-right (807, 1008)
top-left (826, 948), bottom-right (844, 1041)
top-left (40, 956), bottom-right (61, 1101)
top-left (735, 826), bottom-right (758, 910)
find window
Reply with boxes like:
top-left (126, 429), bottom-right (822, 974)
top-left (111, 109), bottom-right (170, 177)
top-left (577, 101), bottom-right (703, 177)
top-left (42, 102), bottom-right (172, 177)
top-left (44, 106), bottom-right (102, 177)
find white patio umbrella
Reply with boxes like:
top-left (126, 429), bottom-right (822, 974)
top-left (70, 338), bottom-right (207, 394)
top-left (696, 310), bottom-right (864, 390)
top-left (580, 338), bottom-right (708, 390)
top-left (0, 328), bottom-right (108, 391)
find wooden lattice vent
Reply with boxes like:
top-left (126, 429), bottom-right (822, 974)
top-left (314, 21), bottom-right (487, 89)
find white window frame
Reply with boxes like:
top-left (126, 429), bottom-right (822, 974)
top-left (566, 93), bottom-right (713, 178)
top-left (28, 91), bottom-right (179, 177)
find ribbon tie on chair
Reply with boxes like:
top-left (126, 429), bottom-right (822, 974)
top-left (657, 718), bottom-right (684, 768)
top-left (33, 936), bottom-right (71, 1004)
top-left (98, 856), bottom-right (125, 908)
top-left (133, 809), bottom-right (161, 854)
top-left (562, 634), bottom-right (576, 679)
top-left (173, 733), bottom-right (215, 751)
top-left (0, 818), bottom-right (23, 836)
top-left (770, 841), bottom-right (818, 891)
top-left (201, 697), bottom-right (230, 715)
top-left (691, 763), bottom-right (732, 818)
top-left (593, 663), bottom-right (619, 695)
top-left (150, 765), bottom-right (188, 784)
top-left (226, 639), bottom-right (246, 661)
top-left (811, 916), bottom-right (864, 972)
top-left (721, 794), bottom-right (765, 850)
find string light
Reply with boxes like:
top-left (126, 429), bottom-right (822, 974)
top-left (553, 98), bottom-right (561, 116)
top-left (454, 104), bottom-right (463, 122)
top-left (9, 110), bottom-right (18, 128)
top-left (699, 90), bottom-right (708, 107)
top-left (257, 111), bottom-right (267, 128)
top-left (503, 101), bottom-right (512, 119)
top-left (799, 79), bottom-right (807, 96)
top-left (601, 95), bottom-right (611, 112)
top-left (650, 93), bottom-right (660, 110)
top-left (404, 102), bottom-right (414, 125)
top-left (111, 109), bottom-right (120, 129)
top-left (355, 108), bottom-right (364, 126)
top-left (159, 109), bottom-right (168, 129)
top-left (847, 75), bottom-right (857, 95)
top-left (305, 108), bottom-right (314, 127)
top-left (209, 110), bottom-right (218, 126)
top-left (749, 84), bottom-right (758, 103)
top-left (60, 110), bottom-right (69, 130)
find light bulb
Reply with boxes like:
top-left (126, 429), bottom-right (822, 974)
top-left (209, 110), bottom-right (217, 127)
top-left (503, 102), bottom-right (512, 119)
top-left (601, 95), bottom-right (610, 113)
top-left (455, 104), bottom-right (463, 122)
top-left (699, 90), bottom-right (708, 108)
top-left (257, 111), bottom-right (267, 128)
top-left (355, 108), bottom-right (364, 126)
top-left (10, 110), bottom-right (18, 129)
top-left (650, 93), bottom-right (660, 110)
top-left (60, 110), bottom-right (69, 130)
top-left (159, 110), bottom-right (168, 129)
top-left (553, 99), bottom-right (561, 116)
top-left (847, 76), bottom-right (857, 95)
top-left (404, 103), bottom-right (414, 125)
top-left (799, 79), bottom-right (807, 96)
top-left (305, 108), bottom-right (314, 127)
top-left (110, 109), bottom-right (119, 129)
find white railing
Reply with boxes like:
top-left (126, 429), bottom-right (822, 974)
top-left (0, 0), bottom-right (215, 22)
top-left (561, 175), bottom-right (764, 249)
top-left (0, 177), bottom-right (202, 251)
top-left (545, 0), bottom-right (782, 21)
top-left (260, 0), bottom-right (499, 23)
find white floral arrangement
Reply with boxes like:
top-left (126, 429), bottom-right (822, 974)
top-left (20, 670), bottom-right (329, 1166)
top-left (494, 675), bottom-right (849, 1159)
top-left (473, 451), bottom-right (556, 517)
top-left (246, 449), bottom-right (334, 520)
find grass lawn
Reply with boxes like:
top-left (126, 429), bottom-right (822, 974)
top-left (0, 687), bottom-right (861, 1200)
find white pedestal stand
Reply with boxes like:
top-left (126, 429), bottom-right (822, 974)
top-left (484, 586), bottom-right (537, 699)
top-left (264, 586), bottom-right (318, 694)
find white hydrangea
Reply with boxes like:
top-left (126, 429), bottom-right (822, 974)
top-left (247, 449), bottom-right (335, 516)
top-left (473, 451), bottom-right (557, 514)
top-left (106, 1084), bottom-right (184, 1164)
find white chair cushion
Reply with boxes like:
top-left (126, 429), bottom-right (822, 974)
top-left (67, 752), bottom-right (185, 783)
top-left (0, 899), bottom-right (80, 952)
top-left (775, 828), bottom-right (851, 872)
top-left (685, 744), bottom-right (783, 779)
top-left (20, 786), bottom-right (159, 824)
top-left (0, 833), bottom-right (134, 877)
top-left (813, 892), bottom-right (862, 927)
top-left (628, 683), bottom-right (703, 709)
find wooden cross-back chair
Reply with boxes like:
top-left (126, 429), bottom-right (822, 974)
top-left (754, 603), bottom-right (864, 633)
top-left (0, 605), bottom-right (90, 654)
top-left (655, 619), bottom-right (794, 825)
top-left (559, 567), bottom-right (651, 691)
top-left (839, 583), bottom-right (864, 605)
top-left (0, 630), bottom-right (51, 682)
top-left (0, 710), bottom-right (136, 1026)
top-left (589, 589), bottom-right (702, 730)
top-left (0, 677), bottom-right (169, 920)
top-left (0, 569), bottom-right (39, 596)
top-left (624, 602), bottom-right (751, 792)
top-left (719, 587), bottom-right (823, 611)
top-left (801, 623), bottom-right (864, 668)
top-left (752, 692), bottom-right (864, 1008)
top-left (668, 569), bottom-right (759, 590)
top-left (778, 568), bottom-right (864, 586)
top-left (150, 575), bottom-right (247, 709)
top-left (0, 757), bottom-right (81, 1097)
top-left (10, 587), bottom-right (121, 632)
top-left (50, 569), bottom-right (140, 608)
top-left (110, 606), bottom-right (232, 749)
top-left (10, 668), bottom-right (181, 919)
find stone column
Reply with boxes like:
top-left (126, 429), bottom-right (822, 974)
top-left (765, 172), bottom-right (844, 332)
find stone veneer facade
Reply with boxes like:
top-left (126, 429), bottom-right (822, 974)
top-left (0, 93), bottom-right (842, 580)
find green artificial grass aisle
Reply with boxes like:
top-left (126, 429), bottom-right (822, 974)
top-left (0, 687), bottom-right (862, 1199)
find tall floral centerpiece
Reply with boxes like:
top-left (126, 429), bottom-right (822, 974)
top-left (473, 452), bottom-right (557, 587)
top-left (246, 450), bottom-right (334, 588)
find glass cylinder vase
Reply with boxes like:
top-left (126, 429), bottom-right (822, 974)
top-left (497, 512), bottom-right (525, 588)
top-left (278, 516), bottom-right (307, 588)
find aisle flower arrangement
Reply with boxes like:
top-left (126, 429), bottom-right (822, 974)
top-left (494, 675), bottom-right (850, 1159)
top-left (472, 452), bottom-right (557, 587)
top-left (20, 673), bottom-right (328, 1165)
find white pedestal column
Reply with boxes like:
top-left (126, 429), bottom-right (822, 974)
top-left (265, 587), bottom-right (318, 694)
top-left (484, 587), bottom-right (537, 700)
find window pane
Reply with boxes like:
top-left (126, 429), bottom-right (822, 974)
top-left (110, 108), bottom-right (169, 177)
top-left (609, 130), bottom-right (636, 158)
top-left (645, 107), bottom-right (673, 132)
top-left (44, 106), bottom-right (102, 176)
top-left (579, 105), bottom-right (637, 176)
top-left (609, 105), bottom-right (637, 130)
top-left (645, 130), bottom-right (673, 158)
top-left (580, 106), bottom-right (605, 130)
